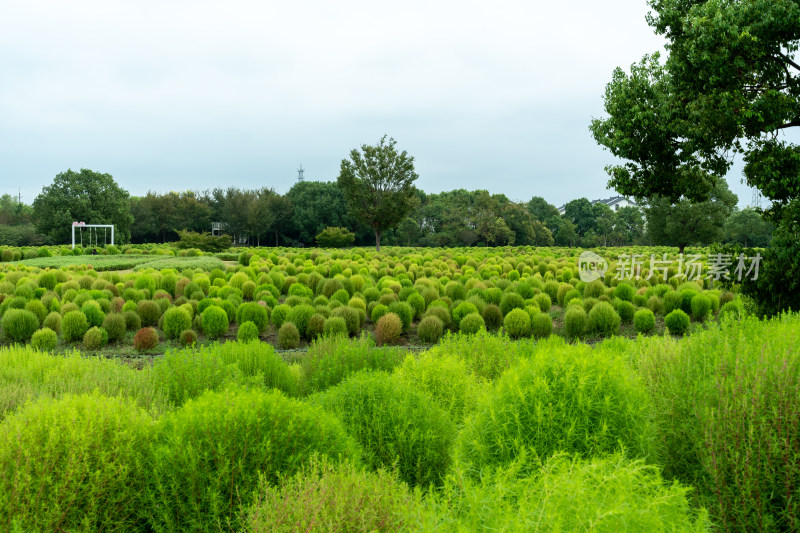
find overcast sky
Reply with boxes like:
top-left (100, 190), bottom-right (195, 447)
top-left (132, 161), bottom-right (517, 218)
top-left (0, 0), bottom-right (792, 208)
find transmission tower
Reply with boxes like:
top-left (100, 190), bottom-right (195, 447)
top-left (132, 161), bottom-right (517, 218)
top-left (751, 187), bottom-right (762, 209)
top-left (297, 164), bottom-right (305, 182)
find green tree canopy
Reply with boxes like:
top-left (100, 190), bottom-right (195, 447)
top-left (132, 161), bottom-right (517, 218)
top-left (724, 208), bottom-right (774, 247)
top-left (337, 135), bottom-right (419, 251)
top-left (33, 169), bottom-right (134, 244)
top-left (645, 177), bottom-right (738, 253)
top-left (591, 0), bottom-right (800, 211)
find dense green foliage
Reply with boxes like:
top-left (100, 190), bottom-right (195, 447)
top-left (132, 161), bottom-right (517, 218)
top-left (311, 371), bottom-right (456, 487)
top-left (0, 393), bottom-right (155, 532)
top-left (455, 337), bottom-right (654, 474)
top-left (146, 388), bottom-right (360, 532)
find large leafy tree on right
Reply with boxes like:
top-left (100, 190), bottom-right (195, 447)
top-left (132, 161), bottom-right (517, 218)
top-left (590, 0), bottom-right (800, 314)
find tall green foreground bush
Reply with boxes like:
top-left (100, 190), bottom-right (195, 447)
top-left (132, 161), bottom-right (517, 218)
top-left (393, 352), bottom-right (483, 424)
top-left (0, 393), bottom-right (155, 532)
top-left (455, 337), bottom-right (653, 474)
top-left (311, 371), bottom-right (456, 487)
top-left (430, 331), bottom-right (521, 381)
top-left (197, 341), bottom-right (297, 396)
top-left (297, 335), bottom-right (404, 395)
top-left (414, 453), bottom-right (708, 531)
top-left (0, 347), bottom-right (170, 421)
top-left (633, 314), bottom-right (800, 531)
top-left (146, 388), bottom-right (360, 533)
top-left (149, 349), bottom-right (245, 406)
top-left (241, 458), bottom-right (419, 533)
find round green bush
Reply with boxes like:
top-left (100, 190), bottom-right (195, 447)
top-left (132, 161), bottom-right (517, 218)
top-left (1, 309), bottom-right (39, 343)
top-left (331, 305), bottom-right (361, 336)
top-left (533, 293), bottom-right (551, 312)
top-left (424, 305), bottom-right (451, 328)
top-left (455, 346), bottom-right (653, 472)
top-left (202, 305), bottom-right (229, 339)
top-left (417, 315), bottom-right (444, 343)
top-left (444, 281), bottom-right (466, 301)
top-left (136, 299), bottom-right (161, 327)
top-left (42, 311), bottom-right (62, 334)
top-left (24, 299), bottom-right (47, 324)
top-left (30, 327), bottom-right (58, 351)
top-left (633, 309), bottom-right (656, 333)
top-left (306, 313), bottom-right (326, 338)
top-left (0, 394), bottom-right (154, 532)
top-left (388, 301), bottom-right (414, 331)
top-left (278, 321), bottom-right (301, 349)
top-left (179, 329), bottom-right (198, 346)
top-left (286, 304), bottom-right (316, 339)
top-left (311, 371), bottom-right (455, 487)
top-left (83, 326), bottom-right (108, 350)
top-left (101, 313), bottom-right (126, 342)
top-left (323, 316), bottom-right (348, 337)
top-left (530, 312), bottom-right (553, 338)
top-left (452, 301), bottom-right (479, 325)
top-left (271, 303), bottom-right (291, 329)
top-left (481, 303), bottom-right (503, 331)
top-left (664, 309), bottom-right (690, 335)
top-left (331, 288), bottom-right (350, 305)
top-left (587, 302), bottom-right (621, 337)
top-left (613, 282), bottom-right (636, 302)
top-left (375, 313), bottom-right (403, 345)
top-left (662, 291), bottom-right (683, 315)
top-left (80, 300), bottom-right (105, 328)
top-left (503, 308), bottom-right (531, 339)
top-left (147, 388), bottom-right (359, 532)
top-left (406, 292), bottom-right (426, 318)
top-left (499, 292), bottom-right (525, 316)
top-left (237, 320), bottom-right (260, 342)
top-left (370, 303), bottom-right (389, 323)
top-left (690, 293), bottom-right (712, 321)
top-left (62, 310), bottom-right (89, 343)
top-left (162, 307), bottom-right (192, 339)
top-left (647, 295), bottom-right (663, 315)
top-left (123, 309), bottom-right (141, 332)
top-left (459, 313), bottom-right (486, 335)
top-left (236, 302), bottom-right (269, 332)
top-left (133, 327), bottom-right (159, 351)
top-left (564, 306), bottom-right (587, 339)
top-left (617, 300), bottom-right (636, 323)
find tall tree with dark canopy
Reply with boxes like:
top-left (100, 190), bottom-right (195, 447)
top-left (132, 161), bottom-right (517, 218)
top-left (337, 135), bottom-right (419, 251)
top-left (33, 169), bottom-right (134, 244)
top-left (645, 177), bottom-right (738, 253)
top-left (590, 0), bottom-right (800, 314)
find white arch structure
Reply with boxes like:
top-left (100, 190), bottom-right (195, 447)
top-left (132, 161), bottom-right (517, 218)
top-left (71, 222), bottom-right (115, 249)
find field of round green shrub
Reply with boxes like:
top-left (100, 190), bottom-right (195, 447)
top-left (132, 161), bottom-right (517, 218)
top-left (0, 245), bottom-right (735, 353)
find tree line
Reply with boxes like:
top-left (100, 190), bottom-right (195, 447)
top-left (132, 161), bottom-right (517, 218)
top-left (6, 168), bottom-right (771, 251)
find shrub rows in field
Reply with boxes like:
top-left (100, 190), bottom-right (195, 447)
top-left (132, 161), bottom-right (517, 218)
top-left (2, 312), bottom-right (798, 530)
top-left (0, 246), bottom-right (740, 352)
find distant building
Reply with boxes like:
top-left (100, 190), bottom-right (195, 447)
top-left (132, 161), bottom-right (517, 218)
top-left (558, 196), bottom-right (637, 215)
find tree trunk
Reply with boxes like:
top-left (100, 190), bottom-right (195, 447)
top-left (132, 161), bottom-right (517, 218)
top-left (274, 229), bottom-right (278, 247)
top-left (375, 228), bottom-right (381, 252)
top-left (679, 243), bottom-right (686, 254)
